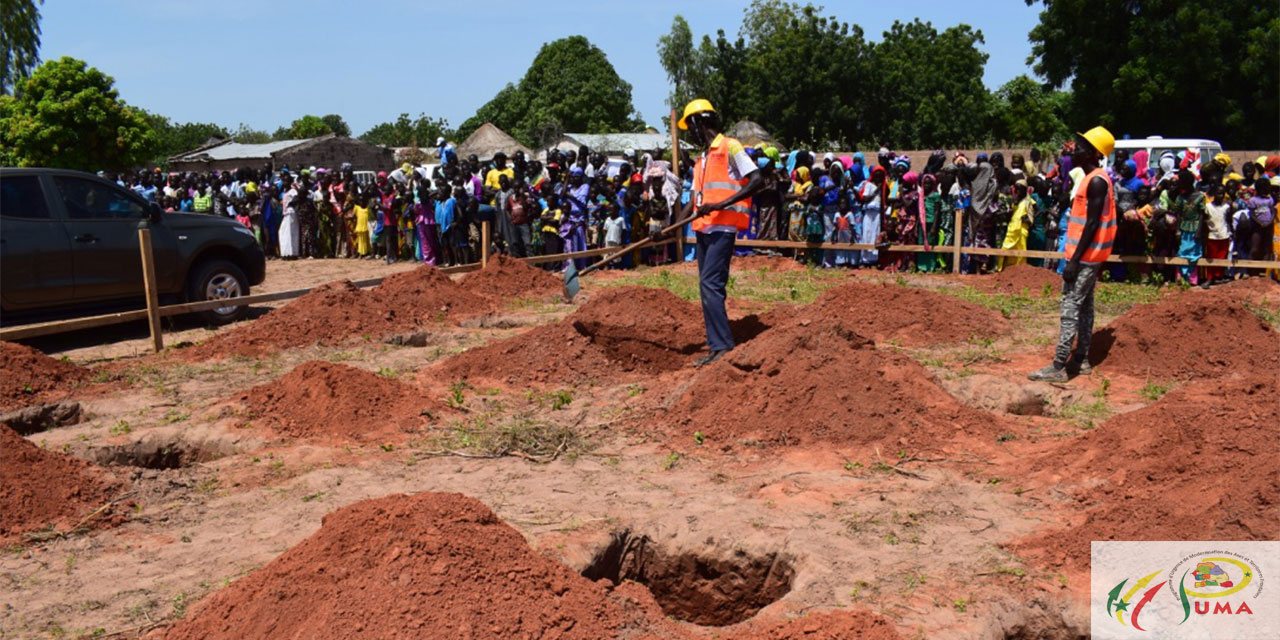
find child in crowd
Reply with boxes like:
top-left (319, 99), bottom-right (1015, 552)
top-left (1202, 183), bottom-right (1233, 284)
top-left (999, 181), bottom-right (1032, 270)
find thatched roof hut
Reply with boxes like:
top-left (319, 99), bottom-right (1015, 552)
top-left (456, 123), bottom-right (532, 161)
top-left (728, 120), bottom-right (777, 147)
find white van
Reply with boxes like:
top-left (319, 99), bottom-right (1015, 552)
top-left (1107, 136), bottom-right (1223, 174)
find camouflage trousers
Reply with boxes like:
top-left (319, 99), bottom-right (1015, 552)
top-left (1053, 262), bottom-right (1101, 367)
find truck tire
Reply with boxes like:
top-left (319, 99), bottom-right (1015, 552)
top-left (187, 259), bottom-right (250, 325)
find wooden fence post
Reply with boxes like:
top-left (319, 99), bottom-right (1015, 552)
top-left (481, 220), bottom-right (490, 268)
top-left (137, 227), bottom-right (164, 353)
top-left (951, 208), bottom-right (964, 274)
top-left (671, 109), bottom-right (683, 264)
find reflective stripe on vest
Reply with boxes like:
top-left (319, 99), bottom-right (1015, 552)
top-left (692, 136), bottom-right (751, 232)
top-left (1065, 168), bottom-right (1117, 262)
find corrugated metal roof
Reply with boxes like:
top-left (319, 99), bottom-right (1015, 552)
top-left (174, 139), bottom-right (311, 161)
top-left (558, 133), bottom-right (691, 152)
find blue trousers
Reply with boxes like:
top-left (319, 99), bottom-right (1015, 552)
top-left (697, 231), bottom-right (736, 352)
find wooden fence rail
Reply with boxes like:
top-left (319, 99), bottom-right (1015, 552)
top-left (2, 219), bottom-right (1274, 347)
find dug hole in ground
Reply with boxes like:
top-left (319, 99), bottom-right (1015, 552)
top-left (1, 256), bottom-right (1277, 639)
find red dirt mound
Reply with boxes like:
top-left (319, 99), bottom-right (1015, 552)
top-left (1011, 373), bottom-right (1279, 569)
top-left (0, 342), bottom-right (91, 412)
top-left (667, 319), bottom-right (1001, 450)
top-left (162, 491), bottom-right (903, 640)
top-left (370, 263), bottom-right (492, 319)
top-left (433, 287), bottom-right (715, 386)
top-left (161, 492), bottom-right (639, 640)
top-left (735, 610), bottom-right (905, 640)
top-left (185, 267), bottom-right (495, 360)
top-left (237, 361), bottom-right (434, 442)
top-left (797, 281), bottom-right (1009, 346)
top-left (1089, 289), bottom-right (1278, 379)
top-left (975, 264), bottom-right (1062, 295)
top-left (733, 254), bottom-right (808, 273)
top-left (0, 424), bottom-right (120, 543)
top-left (462, 254), bottom-right (564, 300)
top-left (182, 281), bottom-right (373, 359)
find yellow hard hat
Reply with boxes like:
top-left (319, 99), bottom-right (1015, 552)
top-left (678, 98), bottom-right (716, 131)
top-left (1076, 126), bottom-right (1115, 157)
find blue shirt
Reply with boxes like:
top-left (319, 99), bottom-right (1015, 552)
top-left (436, 198), bottom-right (456, 232)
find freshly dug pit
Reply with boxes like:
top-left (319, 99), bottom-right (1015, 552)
top-left (160, 492), bottom-right (640, 640)
top-left (1088, 288), bottom-right (1277, 379)
top-left (0, 401), bottom-right (82, 435)
top-left (794, 281), bottom-right (1009, 346)
top-left (668, 318), bottom-right (1002, 450)
top-left (582, 530), bottom-right (794, 627)
top-left (461, 254), bottom-right (564, 300)
top-left (1011, 373), bottom-right (1279, 569)
top-left (92, 432), bottom-right (238, 469)
top-left (974, 264), bottom-right (1062, 295)
top-left (434, 287), bottom-right (766, 386)
top-left (0, 424), bottom-right (121, 543)
top-left (184, 267), bottom-right (493, 360)
top-left (238, 361), bottom-right (436, 443)
top-left (0, 342), bottom-right (91, 412)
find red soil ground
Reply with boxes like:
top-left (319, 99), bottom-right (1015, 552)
top-left (462, 254), bottom-right (564, 300)
top-left (1011, 373), bottom-right (1279, 569)
top-left (160, 492), bottom-right (902, 640)
top-left (793, 281), bottom-right (1010, 347)
top-left (0, 425), bottom-right (120, 543)
top-left (184, 266), bottom-right (493, 360)
top-left (1089, 288), bottom-right (1278, 380)
top-left (973, 263), bottom-right (1062, 295)
top-left (666, 319), bottom-right (1003, 452)
top-left (733, 254), bottom-right (809, 273)
top-left (237, 361), bottom-right (435, 443)
top-left (432, 287), bottom-right (724, 386)
top-left (0, 341), bottom-right (91, 412)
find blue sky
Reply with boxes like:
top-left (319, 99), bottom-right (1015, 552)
top-left (39, 0), bottom-right (1043, 136)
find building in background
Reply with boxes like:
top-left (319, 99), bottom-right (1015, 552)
top-left (168, 134), bottom-right (394, 173)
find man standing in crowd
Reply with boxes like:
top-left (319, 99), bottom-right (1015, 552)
top-left (678, 98), bottom-right (765, 367)
top-left (1029, 126), bottom-right (1116, 383)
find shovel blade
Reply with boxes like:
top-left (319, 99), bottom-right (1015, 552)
top-left (562, 260), bottom-right (580, 301)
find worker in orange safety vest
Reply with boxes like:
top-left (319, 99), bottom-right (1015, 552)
top-left (1029, 125), bottom-right (1117, 383)
top-left (678, 98), bottom-right (767, 367)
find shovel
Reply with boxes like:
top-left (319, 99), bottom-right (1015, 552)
top-left (563, 214), bottom-right (696, 301)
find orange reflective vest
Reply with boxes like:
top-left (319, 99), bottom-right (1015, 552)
top-left (1065, 168), bottom-right (1117, 263)
top-left (691, 135), bottom-right (751, 233)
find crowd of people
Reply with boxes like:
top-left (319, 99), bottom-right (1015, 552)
top-left (110, 141), bottom-right (1280, 285)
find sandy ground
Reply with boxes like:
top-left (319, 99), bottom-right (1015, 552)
top-left (3, 258), bottom-right (1275, 640)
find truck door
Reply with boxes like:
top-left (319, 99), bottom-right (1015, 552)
top-left (0, 174), bottom-right (75, 309)
top-left (51, 175), bottom-right (180, 302)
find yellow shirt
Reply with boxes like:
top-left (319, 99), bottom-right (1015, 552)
top-left (484, 167), bottom-right (514, 191)
top-left (354, 205), bottom-right (370, 233)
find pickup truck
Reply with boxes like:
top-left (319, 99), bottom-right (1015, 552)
top-left (1, 168), bottom-right (266, 325)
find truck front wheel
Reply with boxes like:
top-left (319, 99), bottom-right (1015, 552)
top-left (187, 259), bottom-right (250, 325)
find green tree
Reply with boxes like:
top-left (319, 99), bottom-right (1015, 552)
top-left (737, 1), bottom-right (870, 148)
top-left (867, 19), bottom-right (990, 148)
top-left (273, 114), bottom-right (335, 140)
top-left (142, 111), bottom-right (229, 164)
top-left (230, 123), bottom-right (271, 144)
top-left (1, 0), bottom-right (42, 94)
top-left (320, 113), bottom-right (350, 137)
top-left (359, 113), bottom-right (450, 147)
top-left (990, 75), bottom-right (1070, 145)
top-left (0, 56), bottom-right (153, 170)
top-left (1026, 0), bottom-right (1279, 148)
top-left (657, 15), bottom-right (701, 116)
top-left (457, 35), bottom-right (644, 147)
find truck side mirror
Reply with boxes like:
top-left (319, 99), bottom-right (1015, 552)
top-left (148, 202), bottom-right (163, 224)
